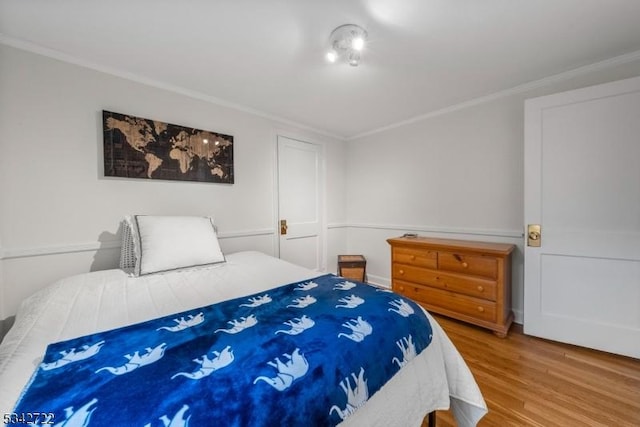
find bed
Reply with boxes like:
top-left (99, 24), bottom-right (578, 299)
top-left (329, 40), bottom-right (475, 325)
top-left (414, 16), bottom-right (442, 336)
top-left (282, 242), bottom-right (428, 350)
top-left (0, 216), bottom-right (487, 426)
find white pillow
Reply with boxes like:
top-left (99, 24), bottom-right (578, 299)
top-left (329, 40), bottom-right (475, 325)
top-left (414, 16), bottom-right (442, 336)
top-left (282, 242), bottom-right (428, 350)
top-left (130, 215), bottom-right (225, 276)
top-left (119, 216), bottom-right (221, 272)
top-left (119, 217), bottom-right (137, 272)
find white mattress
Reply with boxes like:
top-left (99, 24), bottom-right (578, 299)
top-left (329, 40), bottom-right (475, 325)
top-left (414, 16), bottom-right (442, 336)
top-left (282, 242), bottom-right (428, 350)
top-left (0, 251), bottom-right (487, 426)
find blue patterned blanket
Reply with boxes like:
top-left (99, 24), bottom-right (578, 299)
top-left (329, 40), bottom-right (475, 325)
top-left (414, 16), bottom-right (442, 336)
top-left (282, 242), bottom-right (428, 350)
top-left (14, 274), bottom-right (433, 426)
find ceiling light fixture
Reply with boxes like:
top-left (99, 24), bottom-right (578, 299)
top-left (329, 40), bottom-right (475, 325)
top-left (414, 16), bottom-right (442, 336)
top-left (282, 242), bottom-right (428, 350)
top-left (326, 24), bottom-right (368, 67)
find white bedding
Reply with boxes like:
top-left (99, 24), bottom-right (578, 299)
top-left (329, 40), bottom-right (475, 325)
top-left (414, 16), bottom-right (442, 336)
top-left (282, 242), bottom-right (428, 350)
top-left (0, 251), bottom-right (487, 426)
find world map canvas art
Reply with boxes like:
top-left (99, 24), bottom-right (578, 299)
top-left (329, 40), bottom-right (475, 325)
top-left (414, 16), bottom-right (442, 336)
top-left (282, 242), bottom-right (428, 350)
top-left (103, 111), bottom-right (234, 184)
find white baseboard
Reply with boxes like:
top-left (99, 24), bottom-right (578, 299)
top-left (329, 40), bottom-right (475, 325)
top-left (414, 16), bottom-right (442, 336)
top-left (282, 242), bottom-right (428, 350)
top-left (365, 273), bottom-right (390, 289)
top-left (513, 309), bottom-right (523, 325)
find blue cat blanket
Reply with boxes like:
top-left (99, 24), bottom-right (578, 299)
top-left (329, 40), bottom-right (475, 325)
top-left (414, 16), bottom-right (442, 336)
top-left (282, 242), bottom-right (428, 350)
top-left (14, 274), bottom-right (432, 426)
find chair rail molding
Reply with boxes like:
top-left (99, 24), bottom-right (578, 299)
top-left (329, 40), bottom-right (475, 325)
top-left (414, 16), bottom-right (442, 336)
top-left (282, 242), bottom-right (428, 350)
top-left (0, 228), bottom-right (276, 260)
top-left (335, 222), bottom-right (523, 239)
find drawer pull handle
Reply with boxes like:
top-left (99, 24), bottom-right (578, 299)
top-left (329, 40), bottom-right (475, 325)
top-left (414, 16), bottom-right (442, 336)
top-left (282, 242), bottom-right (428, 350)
top-left (453, 254), bottom-right (468, 268)
top-left (399, 286), bottom-right (405, 292)
top-left (477, 286), bottom-right (484, 292)
top-left (477, 306), bottom-right (485, 313)
top-left (410, 255), bottom-right (416, 260)
top-left (399, 269), bottom-right (404, 275)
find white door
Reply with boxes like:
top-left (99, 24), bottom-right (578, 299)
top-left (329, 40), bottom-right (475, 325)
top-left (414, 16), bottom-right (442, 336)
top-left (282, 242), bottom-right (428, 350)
top-left (524, 76), bottom-right (640, 358)
top-left (277, 136), bottom-right (323, 271)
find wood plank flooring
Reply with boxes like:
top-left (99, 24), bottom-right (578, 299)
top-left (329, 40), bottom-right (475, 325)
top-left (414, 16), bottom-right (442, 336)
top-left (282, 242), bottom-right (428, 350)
top-left (431, 315), bottom-right (640, 427)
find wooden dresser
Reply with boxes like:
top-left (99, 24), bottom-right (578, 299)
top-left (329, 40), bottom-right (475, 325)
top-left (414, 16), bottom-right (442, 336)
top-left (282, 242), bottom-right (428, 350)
top-left (387, 236), bottom-right (515, 337)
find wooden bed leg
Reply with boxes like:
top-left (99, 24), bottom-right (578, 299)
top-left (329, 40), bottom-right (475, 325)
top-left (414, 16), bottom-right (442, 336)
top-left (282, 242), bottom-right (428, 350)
top-left (422, 411), bottom-right (436, 427)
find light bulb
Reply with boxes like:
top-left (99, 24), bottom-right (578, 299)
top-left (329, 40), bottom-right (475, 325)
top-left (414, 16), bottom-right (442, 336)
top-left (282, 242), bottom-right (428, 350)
top-left (352, 36), bottom-right (365, 51)
top-left (203, 139), bottom-right (209, 144)
top-left (326, 50), bottom-right (337, 63)
top-left (348, 52), bottom-right (360, 67)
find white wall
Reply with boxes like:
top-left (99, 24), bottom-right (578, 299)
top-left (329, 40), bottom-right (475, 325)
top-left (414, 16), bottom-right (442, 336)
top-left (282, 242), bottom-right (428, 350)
top-left (345, 58), bottom-right (640, 323)
top-left (0, 44), bottom-right (347, 319)
top-left (3, 42), bottom-right (640, 327)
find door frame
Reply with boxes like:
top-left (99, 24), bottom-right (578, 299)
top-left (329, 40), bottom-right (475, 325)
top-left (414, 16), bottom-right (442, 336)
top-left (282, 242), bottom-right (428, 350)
top-left (273, 132), bottom-right (327, 272)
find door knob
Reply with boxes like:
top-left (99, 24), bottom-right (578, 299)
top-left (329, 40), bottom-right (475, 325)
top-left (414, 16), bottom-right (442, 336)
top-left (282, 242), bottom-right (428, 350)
top-left (527, 224), bottom-right (541, 247)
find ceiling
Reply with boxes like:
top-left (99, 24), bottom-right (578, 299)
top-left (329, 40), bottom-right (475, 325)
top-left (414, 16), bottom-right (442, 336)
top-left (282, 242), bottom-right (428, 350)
top-left (2, 1), bottom-right (640, 139)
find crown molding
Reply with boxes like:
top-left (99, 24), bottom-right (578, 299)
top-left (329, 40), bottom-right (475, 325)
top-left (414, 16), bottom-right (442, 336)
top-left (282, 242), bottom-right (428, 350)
top-left (0, 34), bottom-right (345, 141)
top-left (3, 33), bottom-right (639, 143)
top-left (348, 49), bottom-right (640, 140)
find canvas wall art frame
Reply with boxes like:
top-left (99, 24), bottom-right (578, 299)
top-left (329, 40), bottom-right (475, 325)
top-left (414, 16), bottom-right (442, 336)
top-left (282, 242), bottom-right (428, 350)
top-left (103, 110), bottom-right (234, 184)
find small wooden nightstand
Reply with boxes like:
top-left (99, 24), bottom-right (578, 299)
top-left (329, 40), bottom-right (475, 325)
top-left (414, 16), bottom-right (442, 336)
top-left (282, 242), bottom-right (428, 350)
top-left (337, 255), bottom-right (367, 282)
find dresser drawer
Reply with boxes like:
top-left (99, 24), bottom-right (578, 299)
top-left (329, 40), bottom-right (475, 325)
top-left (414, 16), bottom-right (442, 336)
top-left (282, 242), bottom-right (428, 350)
top-left (394, 280), bottom-right (497, 323)
top-left (438, 252), bottom-right (497, 279)
top-left (392, 247), bottom-right (437, 269)
top-left (388, 236), bottom-right (514, 337)
top-left (392, 264), bottom-right (496, 301)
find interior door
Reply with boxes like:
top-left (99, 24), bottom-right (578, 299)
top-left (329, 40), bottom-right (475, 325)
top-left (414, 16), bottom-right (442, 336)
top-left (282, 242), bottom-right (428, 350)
top-left (524, 76), bottom-right (640, 358)
top-left (277, 136), bottom-right (323, 271)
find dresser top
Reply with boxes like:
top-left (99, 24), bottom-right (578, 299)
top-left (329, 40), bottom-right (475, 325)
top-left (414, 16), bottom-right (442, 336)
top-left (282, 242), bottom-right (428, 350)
top-left (387, 236), bottom-right (515, 256)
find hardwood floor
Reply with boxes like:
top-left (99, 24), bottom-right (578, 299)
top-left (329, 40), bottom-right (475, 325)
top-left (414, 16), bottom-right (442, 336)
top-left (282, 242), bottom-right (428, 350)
top-left (431, 315), bottom-right (640, 427)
